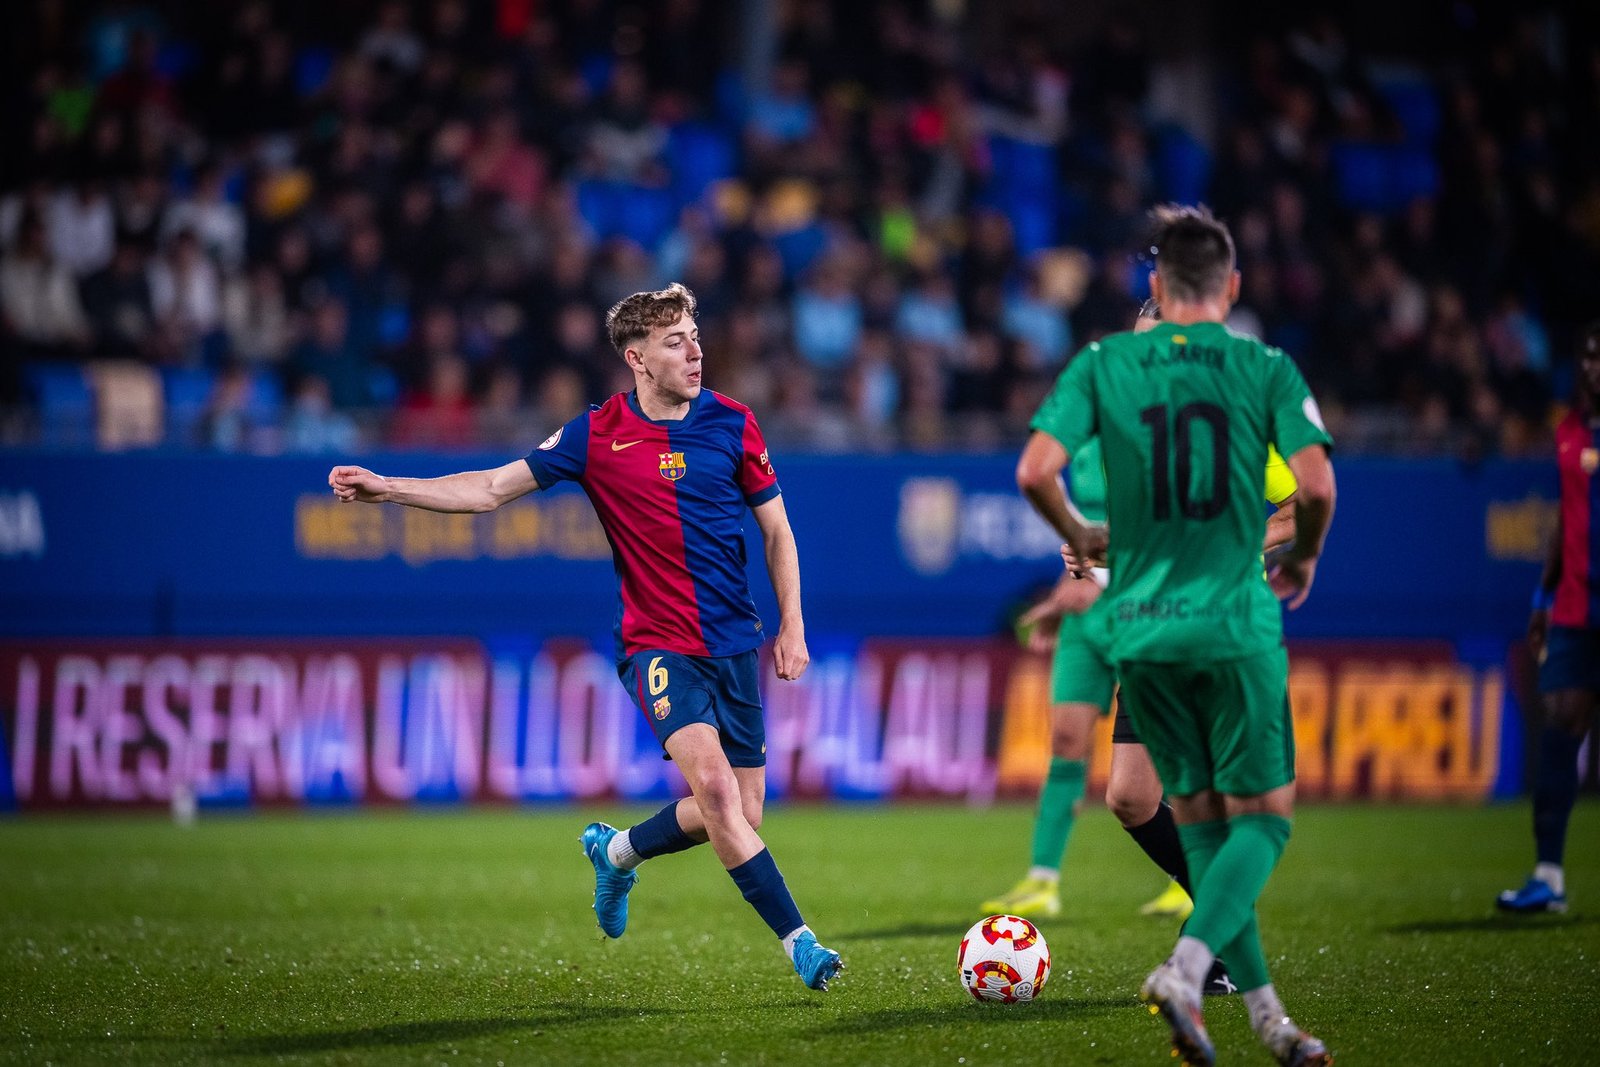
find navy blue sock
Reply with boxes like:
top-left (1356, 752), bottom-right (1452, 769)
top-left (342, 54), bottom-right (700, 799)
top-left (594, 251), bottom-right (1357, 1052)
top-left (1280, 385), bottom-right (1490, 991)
top-left (727, 848), bottom-right (804, 939)
top-left (629, 801), bottom-right (699, 859)
top-left (1533, 726), bottom-right (1582, 866)
top-left (1124, 802), bottom-right (1193, 896)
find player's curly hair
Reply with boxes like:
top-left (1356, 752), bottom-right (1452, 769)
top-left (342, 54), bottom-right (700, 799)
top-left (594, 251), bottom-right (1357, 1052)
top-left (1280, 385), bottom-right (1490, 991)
top-left (1148, 204), bottom-right (1235, 302)
top-left (606, 283), bottom-right (699, 357)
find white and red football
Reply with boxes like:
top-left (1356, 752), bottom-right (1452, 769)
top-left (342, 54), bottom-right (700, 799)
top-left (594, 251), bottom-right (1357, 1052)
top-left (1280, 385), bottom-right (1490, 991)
top-left (957, 914), bottom-right (1051, 1003)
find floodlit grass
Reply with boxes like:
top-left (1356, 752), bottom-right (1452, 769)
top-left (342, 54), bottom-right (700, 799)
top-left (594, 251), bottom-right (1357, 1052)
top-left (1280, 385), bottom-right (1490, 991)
top-left (2, 802), bottom-right (1596, 1066)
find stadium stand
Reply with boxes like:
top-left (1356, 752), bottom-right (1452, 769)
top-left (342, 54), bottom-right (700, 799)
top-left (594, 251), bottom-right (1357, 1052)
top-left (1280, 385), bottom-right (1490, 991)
top-left (0, 0), bottom-right (1594, 456)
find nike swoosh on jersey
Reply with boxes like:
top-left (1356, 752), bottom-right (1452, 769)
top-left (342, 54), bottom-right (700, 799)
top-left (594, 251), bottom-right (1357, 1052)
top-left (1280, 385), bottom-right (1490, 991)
top-left (611, 439), bottom-right (643, 451)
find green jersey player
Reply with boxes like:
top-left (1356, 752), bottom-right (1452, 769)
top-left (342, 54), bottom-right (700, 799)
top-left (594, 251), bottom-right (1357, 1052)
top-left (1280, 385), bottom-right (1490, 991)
top-left (1015, 205), bottom-right (1336, 1067)
top-left (985, 359), bottom-right (1301, 948)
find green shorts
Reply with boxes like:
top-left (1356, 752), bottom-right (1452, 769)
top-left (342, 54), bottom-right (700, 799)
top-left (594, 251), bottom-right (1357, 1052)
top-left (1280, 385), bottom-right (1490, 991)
top-left (1050, 609), bottom-right (1116, 711)
top-left (1117, 646), bottom-right (1294, 798)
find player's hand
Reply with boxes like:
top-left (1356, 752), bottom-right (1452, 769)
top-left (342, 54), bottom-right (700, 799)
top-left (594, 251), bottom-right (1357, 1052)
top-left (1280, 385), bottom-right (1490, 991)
top-left (1017, 597), bottom-right (1065, 653)
top-left (773, 625), bottom-right (809, 681)
top-left (1019, 574), bottom-right (1099, 652)
top-left (329, 465), bottom-right (389, 503)
top-left (1268, 554), bottom-right (1318, 610)
top-left (1527, 608), bottom-right (1549, 657)
top-left (1061, 543), bottom-right (1100, 577)
top-left (1063, 525), bottom-right (1109, 576)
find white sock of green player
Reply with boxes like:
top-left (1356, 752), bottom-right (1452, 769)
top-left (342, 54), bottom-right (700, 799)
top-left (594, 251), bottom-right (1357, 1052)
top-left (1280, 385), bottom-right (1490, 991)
top-left (1169, 934), bottom-right (1214, 987)
top-left (1244, 984), bottom-right (1287, 1034)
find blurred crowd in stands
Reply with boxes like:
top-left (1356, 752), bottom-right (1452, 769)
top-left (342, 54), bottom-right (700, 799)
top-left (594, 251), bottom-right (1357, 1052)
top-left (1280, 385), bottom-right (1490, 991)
top-left (1, 0), bottom-right (1595, 455)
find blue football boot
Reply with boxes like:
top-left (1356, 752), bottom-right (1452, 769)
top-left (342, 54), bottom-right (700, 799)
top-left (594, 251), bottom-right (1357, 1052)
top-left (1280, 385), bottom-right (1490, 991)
top-left (1496, 876), bottom-right (1567, 914)
top-left (580, 822), bottom-right (637, 937)
top-left (791, 931), bottom-right (843, 990)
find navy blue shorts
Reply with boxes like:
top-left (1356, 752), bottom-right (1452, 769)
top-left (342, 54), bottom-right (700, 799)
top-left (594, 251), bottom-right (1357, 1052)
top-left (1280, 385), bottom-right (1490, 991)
top-left (1539, 626), bottom-right (1600, 693)
top-left (618, 649), bottom-right (766, 768)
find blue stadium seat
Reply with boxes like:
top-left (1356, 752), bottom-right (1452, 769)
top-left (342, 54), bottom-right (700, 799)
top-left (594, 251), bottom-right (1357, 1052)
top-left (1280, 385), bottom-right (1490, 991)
top-left (1155, 127), bottom-right (1212, 204)
top-left (249, 371), bottom-right (285, 422)
top-left (1378, 78), bottom-right (1441, 146)
top-left (714, 69), bottom-right (747, 125)
top-left (1332, 141), bottom-right (1440, 215)
top-left (1390, 146), bottom-right (1440, 203)
top-left (578, 181), bottom-right (680, 247)
top-left (1054, 184), bottom-right (1089, 246)
top-left (156, 41), bottom-right (199, 81)
top-left (771, 222), bottom-right (827, 280)
top-left (161, 366), bottom-right (215, 443)
top-left (1007, 202), bottom-right (1059, 259)
top-left (23, 363), bottom-right (94, 447)
top-left (576, 179), bottom-right (621, 238)
top-left (367, 366), bottom-right (399, 408)
top-left (580, 54), bottom-right (614, 97)
top-left (379, 304), bottom-right (411, 349)
top-left (616, 184), bottom-right (677, 248)
top-left (1331, 142), bottom-right (1393, 213)
top-left (295, 46), bottom-right (337, 97)
top-left (668, 122), bottom-right (738, 207)
top-left (987, 136), bottom-right (1058, 198)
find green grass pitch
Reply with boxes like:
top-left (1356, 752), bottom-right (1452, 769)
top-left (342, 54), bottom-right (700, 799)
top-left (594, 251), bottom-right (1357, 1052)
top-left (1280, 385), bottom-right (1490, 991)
top-left (2, 802), bottom-right (1597, 1066)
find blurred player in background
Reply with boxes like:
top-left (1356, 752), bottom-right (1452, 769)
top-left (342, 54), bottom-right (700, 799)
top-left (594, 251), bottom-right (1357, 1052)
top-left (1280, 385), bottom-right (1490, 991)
top-left (328, 283), bottom-right (844, 991)
top-left (1016, 206), bottom-right (1335, 1066)
top-left (984, 304), bottom-right (1299, 1007)
top-left (1500, 321), bottom-right (1600, 914)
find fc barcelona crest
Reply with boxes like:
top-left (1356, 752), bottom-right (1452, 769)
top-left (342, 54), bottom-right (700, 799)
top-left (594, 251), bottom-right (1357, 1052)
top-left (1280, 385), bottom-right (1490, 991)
top-left (659, 451), bottom-right (687, 481)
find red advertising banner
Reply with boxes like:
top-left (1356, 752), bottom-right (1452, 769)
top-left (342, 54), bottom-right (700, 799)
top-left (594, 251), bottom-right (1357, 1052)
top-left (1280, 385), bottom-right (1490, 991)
top-left (0, 638), bottom-right (1506, 810)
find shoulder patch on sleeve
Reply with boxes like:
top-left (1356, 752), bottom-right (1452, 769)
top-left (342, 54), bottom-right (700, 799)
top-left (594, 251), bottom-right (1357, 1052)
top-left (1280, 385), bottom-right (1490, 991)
top-left (1302, 396), bottom-right (1326, 432)
top-left (538, 427), bottom-right (563, 450)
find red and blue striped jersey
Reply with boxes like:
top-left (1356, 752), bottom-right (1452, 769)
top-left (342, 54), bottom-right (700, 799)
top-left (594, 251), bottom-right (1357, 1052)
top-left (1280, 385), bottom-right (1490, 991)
top-left (1553, 410), bottom-right (1600, 628)
top-left (524, 390), bottom-right (781, 660)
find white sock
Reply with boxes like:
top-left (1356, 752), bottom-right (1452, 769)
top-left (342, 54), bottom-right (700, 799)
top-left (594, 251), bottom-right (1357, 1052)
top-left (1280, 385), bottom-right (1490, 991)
top-left (606, 829), bottom-right (642, 871)
top-left (1027, 866), bottom-right (1060, 884)
top-left (1244, 984), bottom-right (1287, 1035)
top-left (781, 925), bottom-right (813, 962)
top-left (1534, 863), bottom-right (1565, 895)
top-left (1170, 935), bottom-right (1214, 988)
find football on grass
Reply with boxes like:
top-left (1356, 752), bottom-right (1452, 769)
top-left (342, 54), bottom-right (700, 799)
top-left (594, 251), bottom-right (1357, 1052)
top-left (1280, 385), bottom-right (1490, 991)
top-left (958, 914), bottom-right (1051, 1003)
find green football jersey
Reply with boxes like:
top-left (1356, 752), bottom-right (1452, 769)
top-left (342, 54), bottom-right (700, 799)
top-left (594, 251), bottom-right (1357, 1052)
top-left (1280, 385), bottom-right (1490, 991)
top-left (1067, 438), bottom-right (1107, 524)
top-left (1031, 321), bottom-right (1332, 663)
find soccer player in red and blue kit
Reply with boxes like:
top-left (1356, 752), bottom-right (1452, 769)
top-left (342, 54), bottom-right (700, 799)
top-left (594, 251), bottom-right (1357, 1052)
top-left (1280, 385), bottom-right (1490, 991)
top-left (1500, 321), bottom-right (1600, 914)
top-left (328, 283), bottom-right (844, 990)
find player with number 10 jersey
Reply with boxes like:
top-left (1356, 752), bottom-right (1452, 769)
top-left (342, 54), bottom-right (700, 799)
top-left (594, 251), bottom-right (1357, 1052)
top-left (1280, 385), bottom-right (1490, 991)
top-left (1037, 321), bottom-right (1330, 665)
top-left (1019, 205), bottom-right (1336, 1067)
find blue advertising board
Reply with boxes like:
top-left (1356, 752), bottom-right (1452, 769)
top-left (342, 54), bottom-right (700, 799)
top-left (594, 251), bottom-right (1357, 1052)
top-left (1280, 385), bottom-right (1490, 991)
top-left (0, 448), bottom-right (1565, 810)
top-left (0, 450), bottom-right (1558, 644)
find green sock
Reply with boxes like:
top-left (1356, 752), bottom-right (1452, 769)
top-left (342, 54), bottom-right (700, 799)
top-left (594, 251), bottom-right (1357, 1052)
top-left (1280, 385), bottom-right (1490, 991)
top-left (1185, 813), bottom-right (1292, 958)
top-left (1029, 758), bottom-right (1087, 871)
top-left (1215, 914), bottom-right (1272, 992)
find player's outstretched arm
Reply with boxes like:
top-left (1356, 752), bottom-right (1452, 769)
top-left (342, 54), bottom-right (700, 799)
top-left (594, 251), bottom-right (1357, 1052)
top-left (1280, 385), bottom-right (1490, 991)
top-left (752, 495), bottom-right (809, 682)
top-left (328, 459), bottom-right (540, 513)
top-left (1269, 446), bottom-right (1334, 610)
